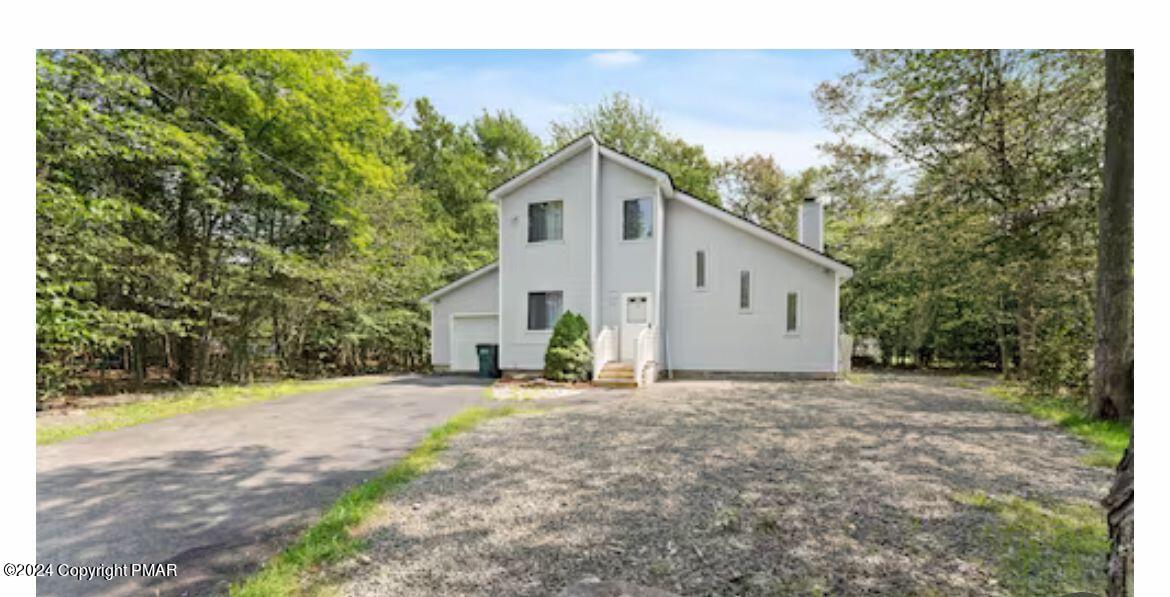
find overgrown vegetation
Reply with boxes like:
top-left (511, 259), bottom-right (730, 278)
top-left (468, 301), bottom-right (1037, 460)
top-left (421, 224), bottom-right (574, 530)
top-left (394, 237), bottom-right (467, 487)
top-left (230, 405), bottom-right (520, 596)
top-left (36, 50), bottom-right (543, 401)
top-left (36, 377), bottom-right (380, 445)
top-left (986, 384), bottom-right (1131, 468)
top-left (816, 51), bottom-right (1105, 403)
top-left (543, 311), bottom-right (592, 381)
top-left (953, 491), bottom-right (1108, 595)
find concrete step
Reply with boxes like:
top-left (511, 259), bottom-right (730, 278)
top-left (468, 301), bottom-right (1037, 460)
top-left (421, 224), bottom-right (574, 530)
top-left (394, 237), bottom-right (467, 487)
top-left (602, 362), bottom-right (635, 371)
top-left (593, 378), bottom-right (638, 389)
top-left (597, 375), bottom-right (635, 382)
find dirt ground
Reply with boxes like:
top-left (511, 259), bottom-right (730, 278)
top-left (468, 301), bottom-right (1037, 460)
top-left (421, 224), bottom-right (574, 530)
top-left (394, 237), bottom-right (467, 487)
top-left (334, 374), bottom-right (1110, 596)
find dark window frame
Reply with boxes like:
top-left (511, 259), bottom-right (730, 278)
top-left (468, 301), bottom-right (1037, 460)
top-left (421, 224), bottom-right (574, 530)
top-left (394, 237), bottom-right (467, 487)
top-left (527, 200), bottom-right (564, 243)
top-left (738, 270), bottom-right (752, 312)
top-left (526, 291), bottom-right (564, 331)
top-left (621, 197), bottom-right (653, 241)
top-left (695, 250), bottom-right (707, 290)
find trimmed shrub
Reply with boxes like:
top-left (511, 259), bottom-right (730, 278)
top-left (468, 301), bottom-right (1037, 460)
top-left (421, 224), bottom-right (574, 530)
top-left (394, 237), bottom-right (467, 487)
top-left (543, 311), bottom-right (592, 381)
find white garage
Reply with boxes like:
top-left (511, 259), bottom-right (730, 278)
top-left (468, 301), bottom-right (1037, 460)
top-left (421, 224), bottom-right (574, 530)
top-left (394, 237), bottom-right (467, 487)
top-left (450, 314), bottom-right (498, 371)
top-left (421, 263), bottom-right (500, 372)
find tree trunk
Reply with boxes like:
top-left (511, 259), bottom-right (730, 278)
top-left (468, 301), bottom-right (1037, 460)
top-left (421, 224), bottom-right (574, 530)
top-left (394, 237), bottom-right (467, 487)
top-left (1093, 49), bottom-right (1135, 420)
top-left (1103, 433), bottom-right (1133, 597)
top-left (131, 335), bottom-right (146, 387)
top-left (1015, 264), bottom-right (1039, 381)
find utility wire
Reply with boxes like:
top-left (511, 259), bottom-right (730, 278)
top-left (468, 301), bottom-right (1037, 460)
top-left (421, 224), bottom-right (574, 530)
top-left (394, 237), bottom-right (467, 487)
top-left (124, 65), bottom-right (340, 198)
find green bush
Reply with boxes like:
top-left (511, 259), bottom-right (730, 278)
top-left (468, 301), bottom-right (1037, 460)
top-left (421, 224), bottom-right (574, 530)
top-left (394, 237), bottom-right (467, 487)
top-left (543, 311), bottom-right (592, 381)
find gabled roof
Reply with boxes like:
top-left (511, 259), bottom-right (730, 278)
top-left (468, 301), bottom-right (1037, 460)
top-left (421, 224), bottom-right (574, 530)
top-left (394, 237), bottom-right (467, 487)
top-left (486, 133), bottom-right (853, 279)
top-left (421, 262), bottom-right (498, 303)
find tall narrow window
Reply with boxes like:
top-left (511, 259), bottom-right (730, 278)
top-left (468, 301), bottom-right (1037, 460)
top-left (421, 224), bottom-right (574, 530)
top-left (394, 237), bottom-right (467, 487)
top-left (739, 270), bottom-right (751, 311)
top-left (527, 291), bottom-right (563, 330)
top-left (786, 292), bottom-right (800, 333)
top-left (695, 250), bottom-right (707, 290)
top-left (622, 198), bottom-right (652, 240)
top-left (528, 201), bottom-right (563, 242)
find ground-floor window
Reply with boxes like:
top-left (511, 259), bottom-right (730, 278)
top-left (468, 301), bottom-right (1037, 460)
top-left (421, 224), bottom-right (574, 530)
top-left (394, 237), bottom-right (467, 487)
top-left (527, 291), bottom-right (564, 330)
top-left (738, 270), bottom-right (752, 312)
top-left (786, 291), bottom-right (800, 333)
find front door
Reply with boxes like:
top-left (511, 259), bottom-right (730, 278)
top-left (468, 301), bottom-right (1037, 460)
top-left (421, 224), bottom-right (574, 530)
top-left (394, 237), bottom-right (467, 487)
top-left (620, 293), bottom-right (652, 361)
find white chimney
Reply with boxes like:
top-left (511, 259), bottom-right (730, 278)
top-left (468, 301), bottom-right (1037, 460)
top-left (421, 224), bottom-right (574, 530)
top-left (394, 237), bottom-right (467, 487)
top-left (799, 197), bottom-right (824, 252)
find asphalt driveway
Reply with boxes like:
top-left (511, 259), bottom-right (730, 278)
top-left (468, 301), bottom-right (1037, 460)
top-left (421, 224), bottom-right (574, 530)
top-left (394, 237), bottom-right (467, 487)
top-left (36, 375), bottom-right (493, 596)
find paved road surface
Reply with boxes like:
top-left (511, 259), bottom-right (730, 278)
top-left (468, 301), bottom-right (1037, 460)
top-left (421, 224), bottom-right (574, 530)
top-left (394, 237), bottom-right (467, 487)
top-left (36, 376), bottom-right (492, 596)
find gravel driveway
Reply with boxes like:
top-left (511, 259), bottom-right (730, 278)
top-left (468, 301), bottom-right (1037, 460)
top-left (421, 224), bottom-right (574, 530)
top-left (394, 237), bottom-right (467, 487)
top-left (336, 374), bottom-right (1111, 596)
top-left (36, 376), bottom-right (492, 597)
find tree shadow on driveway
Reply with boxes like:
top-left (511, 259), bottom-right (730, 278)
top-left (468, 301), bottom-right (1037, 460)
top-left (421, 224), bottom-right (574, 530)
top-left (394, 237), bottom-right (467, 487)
top-left (332, 378), bottom-right (1112, 596)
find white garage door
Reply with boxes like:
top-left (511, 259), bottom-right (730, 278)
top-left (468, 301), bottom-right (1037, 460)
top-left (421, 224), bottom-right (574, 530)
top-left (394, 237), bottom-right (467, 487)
top-left (451, 315), bottom-right (499, 371)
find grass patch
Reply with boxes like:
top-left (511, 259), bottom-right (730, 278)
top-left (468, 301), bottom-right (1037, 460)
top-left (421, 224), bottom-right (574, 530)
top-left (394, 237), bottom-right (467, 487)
top-left (37, 377), bottom-right (382, 445)
top-left (845, 372), bottom-right (874, 385)
top-left (985, 384), bottom-right (1131, 468)
top-left (231, 405), bottom-right (521, 597)
top-left (953, 491), bottom-right (1108, 595)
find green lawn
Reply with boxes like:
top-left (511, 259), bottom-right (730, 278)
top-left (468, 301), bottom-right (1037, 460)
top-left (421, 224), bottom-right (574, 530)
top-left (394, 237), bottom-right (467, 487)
top-left (37, 377), bottom-right (383, 445)
top-left (985, 384), bottom-right (1131, 468)
top-left (231, 405), bottom-right (522, 597)
top-left (954, 490), bottom-right (1108, 595)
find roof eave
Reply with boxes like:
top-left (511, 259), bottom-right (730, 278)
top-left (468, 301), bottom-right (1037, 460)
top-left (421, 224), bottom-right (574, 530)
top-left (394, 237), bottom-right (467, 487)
top-left (420, 262), bottom-right (499, 303)
top-left (488, 134), bottom-right (597, 202)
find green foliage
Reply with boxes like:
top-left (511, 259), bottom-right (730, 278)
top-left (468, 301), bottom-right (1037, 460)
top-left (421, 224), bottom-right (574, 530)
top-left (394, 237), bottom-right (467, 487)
top-left (818, 51), bottom-right (1103, 399)
top-left (231, 405), bottom-right (521, 596)
top-left (953, 491), bottom-right (1108, 595)
top-left (542, 311), bottom-right (592, 381)
top-left (550, 92), bottom-right (721, 204)
top-left (36, 50), bottom-right (544, 400)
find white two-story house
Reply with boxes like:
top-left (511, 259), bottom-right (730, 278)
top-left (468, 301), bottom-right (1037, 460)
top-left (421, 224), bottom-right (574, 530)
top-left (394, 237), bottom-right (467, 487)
top-left (422, 134), bottom-right (853, 384)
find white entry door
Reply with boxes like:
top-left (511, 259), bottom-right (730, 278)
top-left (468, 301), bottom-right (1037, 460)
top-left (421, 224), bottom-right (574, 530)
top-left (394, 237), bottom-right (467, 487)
top-left (619, 293), bottom-right (652, 361)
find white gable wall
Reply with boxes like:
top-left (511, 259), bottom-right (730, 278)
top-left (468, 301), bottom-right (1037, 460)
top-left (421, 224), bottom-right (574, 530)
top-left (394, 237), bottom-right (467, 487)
top-left (664, 198), bottom-right (839, 373)
top-left (497, 149), bottom-right (594, 370)
top-left (428, 267), bottom-right (499, 368)
top-left (598, 156), bottom-right (659, 329)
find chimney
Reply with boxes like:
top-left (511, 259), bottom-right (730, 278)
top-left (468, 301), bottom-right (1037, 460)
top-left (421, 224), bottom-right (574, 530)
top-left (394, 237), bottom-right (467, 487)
top-left (798, 197), bottom-right (824, 252)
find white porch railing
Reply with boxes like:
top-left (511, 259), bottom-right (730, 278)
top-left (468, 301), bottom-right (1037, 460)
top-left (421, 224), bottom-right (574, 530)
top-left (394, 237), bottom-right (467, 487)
top-left (634, 325), bottom-right (659, 387)
top-left (593, 326), bottom-right (617, 379)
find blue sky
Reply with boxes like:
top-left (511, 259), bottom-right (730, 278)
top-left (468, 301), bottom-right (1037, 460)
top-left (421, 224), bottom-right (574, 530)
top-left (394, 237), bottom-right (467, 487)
top-left (349, 50), bottom-right (858, 171)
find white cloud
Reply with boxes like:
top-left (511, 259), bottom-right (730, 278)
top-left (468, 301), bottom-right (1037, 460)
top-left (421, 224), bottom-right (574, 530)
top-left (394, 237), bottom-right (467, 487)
top-left (586, 50), bottom-right (643, 68)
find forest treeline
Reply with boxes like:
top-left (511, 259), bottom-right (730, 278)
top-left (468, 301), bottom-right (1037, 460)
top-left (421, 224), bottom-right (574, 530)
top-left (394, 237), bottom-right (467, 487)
top-left (37, 49), bottom-right (1107, 406)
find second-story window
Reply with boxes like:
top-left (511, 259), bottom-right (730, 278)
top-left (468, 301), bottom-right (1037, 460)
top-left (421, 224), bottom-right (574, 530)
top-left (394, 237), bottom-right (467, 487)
top-left (528, 200), bottom-right (563, 242)
top-left (622, 198), bottom-right (653, 240)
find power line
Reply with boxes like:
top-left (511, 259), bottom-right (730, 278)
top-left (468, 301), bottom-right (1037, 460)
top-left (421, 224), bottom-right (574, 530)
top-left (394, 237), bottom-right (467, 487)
top-left (122, 64), bottom-right (340, 199)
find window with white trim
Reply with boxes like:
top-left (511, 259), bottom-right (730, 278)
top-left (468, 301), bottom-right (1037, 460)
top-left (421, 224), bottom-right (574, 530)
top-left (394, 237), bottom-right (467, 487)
top-left (527, 291), bottom-right (563, 330)
top-left (695, 250), bottom-right (707, 290)
top-left (622, 198), bottom-right (653, 240)
top-left (785, 291), bottom-right (800, 333)
top-left (738, 270), bottom-right (751, 312)
top-left (528, 201), bottom-right (563, 242)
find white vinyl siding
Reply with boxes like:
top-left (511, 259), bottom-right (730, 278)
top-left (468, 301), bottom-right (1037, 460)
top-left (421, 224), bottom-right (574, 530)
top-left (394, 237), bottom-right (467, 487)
top-left (622, 197), bottom-right (652, 241)
top-left (527, 291), bottom-right (563, 330)
top-left (427, 267), bottom-right (499, 369)
top-left (665, 197), bottom-right (838, 373)
top-left (527, 200), bottom-right (563, 243)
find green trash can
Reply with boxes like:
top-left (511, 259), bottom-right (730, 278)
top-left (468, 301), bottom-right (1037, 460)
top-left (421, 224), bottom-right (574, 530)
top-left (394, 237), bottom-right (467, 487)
top-left (475, 343), bottom-right (500, 378)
